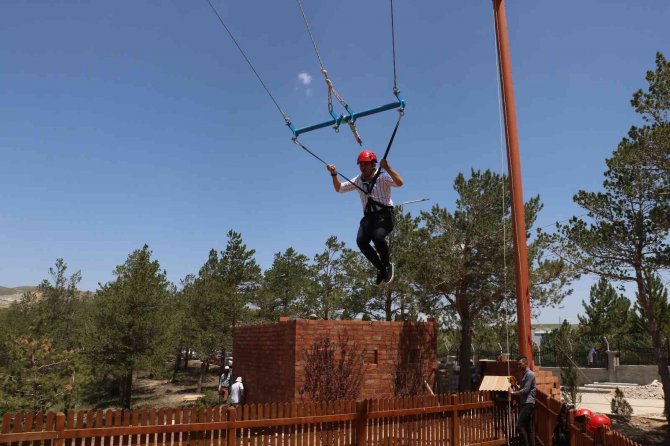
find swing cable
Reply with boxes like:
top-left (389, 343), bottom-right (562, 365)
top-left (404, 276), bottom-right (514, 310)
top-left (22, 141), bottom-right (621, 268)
top-left (295, 0), bottom-right (349, 118)
top-left (293, 107), bottom-right (402, 196)
top-left (205, 0), bottom-right (293, 127)
top-left (390, 0), bottom-right (399, 94)
top-left (206, 0), bottom-right (403, 185)
top-left (492, 7), bottom-right (515, 443)
top-left (292, 139), bottom-right (367, 194)
top-left (295, 0), bottom-right (364, 145)
top-left (365, 109), bottom-right (403, 195)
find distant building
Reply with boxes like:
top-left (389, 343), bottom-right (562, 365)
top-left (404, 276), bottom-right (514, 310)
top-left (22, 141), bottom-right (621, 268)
top-left (532, 323), bottom-right (578, 347)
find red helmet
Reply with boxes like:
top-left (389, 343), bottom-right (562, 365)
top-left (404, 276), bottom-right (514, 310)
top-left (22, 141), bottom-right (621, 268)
top-left (357, 150), bottom-right (377, 164)
top-left (586, 414), bottom-right (611, 434)
top-left (574, 408), bottom-right (593, 420)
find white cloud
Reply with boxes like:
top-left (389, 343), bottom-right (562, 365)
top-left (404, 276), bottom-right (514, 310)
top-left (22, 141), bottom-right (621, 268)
top-left (298, 72), bottom-right (312, 85)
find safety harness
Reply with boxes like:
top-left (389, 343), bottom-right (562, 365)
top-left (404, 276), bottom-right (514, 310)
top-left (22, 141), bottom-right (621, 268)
top-left (361, 110), bottom-right (403, 214)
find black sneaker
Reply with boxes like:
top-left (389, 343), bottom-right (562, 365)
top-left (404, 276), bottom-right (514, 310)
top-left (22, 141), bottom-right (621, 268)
top-left (383, 263), bottom-right (395, 285)
top-left (376, 268), bottom-right (385, 286)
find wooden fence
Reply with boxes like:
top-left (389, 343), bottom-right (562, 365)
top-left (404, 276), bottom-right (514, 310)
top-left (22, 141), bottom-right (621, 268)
top-left (0, 393), bottom-right (509, 446)
top-left (534, 390), bottom-right (642, 446)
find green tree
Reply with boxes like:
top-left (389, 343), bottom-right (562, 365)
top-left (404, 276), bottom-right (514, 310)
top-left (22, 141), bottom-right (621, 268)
top-left (256, 248), bottom-right (311, 321)
top-left (215, 230), bottom-right (262, 330)
top-left (550, 53), bottom-right (670, 421)
top-left (86, 245), bottom-right (175, 408)
top-left (185, 232), bottom-right (261, 390)
top-left (0, 337), bottom-right (86, 414)
top-left (413, 170), bottom-right (570, 391)
top-left (170, 277), bottom-right (194, 381)
top-left (303, 236), bottom-right (351, 320)
top-left (338, 249), bottom-right (375, 320)
top-left (577, 277), bottom-right (631, 345)
top-left (3, 259), bottom-right (85, 350)
top-left (628, 274), bottom-right (670, 348)
top-left (554, 321), bottom-right (581, 406)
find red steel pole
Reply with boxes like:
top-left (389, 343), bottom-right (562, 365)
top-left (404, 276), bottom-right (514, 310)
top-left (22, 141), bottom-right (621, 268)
top-left (492, 0), bottom-right (534, 368)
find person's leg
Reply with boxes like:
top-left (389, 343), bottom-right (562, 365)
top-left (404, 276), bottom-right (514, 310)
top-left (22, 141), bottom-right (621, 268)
top-left (370, 209), bottom-right (394, 281)
top-left (357, 216), bottom-right (384, 270)
top-left (516, 404), bottom-right (533, 446)
top-left (527, 405), bottom-right (535, 446)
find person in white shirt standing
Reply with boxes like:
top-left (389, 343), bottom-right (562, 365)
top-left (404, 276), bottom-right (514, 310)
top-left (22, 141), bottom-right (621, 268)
top-left (327, 150), bottom-right (404, 285)
top-left (229, 377), bottom-right (244, 407)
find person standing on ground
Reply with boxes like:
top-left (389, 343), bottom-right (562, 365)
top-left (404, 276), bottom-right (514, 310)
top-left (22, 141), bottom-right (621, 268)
top-left (218, 365), bottom-right (231, 404)
top-left (326, 150), bottom-right (404, 285)
top-left (229, 376), bottom-right (244, 407)
top-left (509, 356), bottom-right (536, 446)
top-left (587, 346), bottom-right (596, 367)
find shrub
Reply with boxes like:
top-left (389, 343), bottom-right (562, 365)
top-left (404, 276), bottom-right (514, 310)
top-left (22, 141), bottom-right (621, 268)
top-left (610, 387), bottom-right (633, 421)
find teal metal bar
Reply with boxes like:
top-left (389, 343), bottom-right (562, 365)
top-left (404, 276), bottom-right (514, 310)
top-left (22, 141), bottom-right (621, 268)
top-left (292, 97), bottom-right (405, 138)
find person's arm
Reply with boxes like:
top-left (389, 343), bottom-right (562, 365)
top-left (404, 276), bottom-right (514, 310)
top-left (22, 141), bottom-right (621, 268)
top-left (514, 373), bottom-right (535, 397)
top-left (380, 159), bottom-right (404, 186)
top-left (326, 164), bottom-right (342, 191)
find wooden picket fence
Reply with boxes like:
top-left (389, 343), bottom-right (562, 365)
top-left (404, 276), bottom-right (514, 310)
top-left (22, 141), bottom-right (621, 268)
top-left (534, 390), bottom-right (642, 446)
top-left (0, 392), bottom-right (510, 446)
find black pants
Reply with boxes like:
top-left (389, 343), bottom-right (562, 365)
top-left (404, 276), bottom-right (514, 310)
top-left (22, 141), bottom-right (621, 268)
top-left (357, 208), bottom-right (394, 271)
top-left (516, 403), bottom-right (535, 446)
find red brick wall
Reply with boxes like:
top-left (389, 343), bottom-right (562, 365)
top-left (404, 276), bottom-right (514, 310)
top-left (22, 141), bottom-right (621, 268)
top-left (234, 318), bottom-right (437, 404)
top-left (232, 319), bottom-right (295, 404)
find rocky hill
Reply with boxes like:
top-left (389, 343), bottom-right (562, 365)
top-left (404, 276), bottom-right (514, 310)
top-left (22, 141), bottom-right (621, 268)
top-left (0, 285), bottom-right (37, 308)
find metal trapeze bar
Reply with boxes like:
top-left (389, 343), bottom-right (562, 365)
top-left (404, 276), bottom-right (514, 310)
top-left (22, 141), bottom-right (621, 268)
top-left (288, 95), bottom-right (405, 138)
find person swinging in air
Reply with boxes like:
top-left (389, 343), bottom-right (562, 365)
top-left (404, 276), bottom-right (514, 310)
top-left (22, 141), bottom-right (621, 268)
top-left (327, 150), bottom-right (404, 285)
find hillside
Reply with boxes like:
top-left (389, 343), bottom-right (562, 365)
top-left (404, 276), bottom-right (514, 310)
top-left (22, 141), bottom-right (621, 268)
top-left (0, 285), bottom-right (36, 308)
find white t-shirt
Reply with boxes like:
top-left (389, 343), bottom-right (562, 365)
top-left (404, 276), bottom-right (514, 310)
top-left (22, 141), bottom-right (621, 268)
top-left (339, 171), bottom-right (398, 210)
top-left (229, 381), bottom-right (244, 404)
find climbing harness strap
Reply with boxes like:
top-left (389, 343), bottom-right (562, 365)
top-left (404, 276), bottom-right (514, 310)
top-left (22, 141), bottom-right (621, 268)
top-left (365, 109), bottom-right (404, 195)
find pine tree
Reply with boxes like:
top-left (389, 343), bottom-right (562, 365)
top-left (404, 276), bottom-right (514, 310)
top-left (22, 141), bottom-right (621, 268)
top-left (577, 277), bottom-right (630, 345)
top-left (256, 248), bottom-right (311, 321)
top-left (413, 170), bottom-right (571, 391)
top-left (86, 245), bottom-right (175, 408)
top-left (550, 52), bottom-right (670, 422)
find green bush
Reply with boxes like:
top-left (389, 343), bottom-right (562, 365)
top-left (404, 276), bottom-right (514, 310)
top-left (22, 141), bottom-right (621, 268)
top-left (611, 387), bottom-right (633, 421)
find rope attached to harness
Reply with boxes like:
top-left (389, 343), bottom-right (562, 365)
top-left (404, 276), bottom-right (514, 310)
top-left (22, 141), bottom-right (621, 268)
top-left (365, 109), bottom-right (404, 195)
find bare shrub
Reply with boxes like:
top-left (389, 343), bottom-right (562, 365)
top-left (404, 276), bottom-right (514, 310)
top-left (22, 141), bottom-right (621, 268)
top-left (301, 334), bottom-right (366, 401)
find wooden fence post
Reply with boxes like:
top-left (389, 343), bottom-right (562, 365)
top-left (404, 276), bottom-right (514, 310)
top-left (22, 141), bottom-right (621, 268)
top-left (355, 400), bottom-right (368, 446)
top-left (226, 407), bottom-right (236, 446)
top-left (450, 394), bottom-right (459, 446)
top-left (54, 413), bottom-right (65, 446)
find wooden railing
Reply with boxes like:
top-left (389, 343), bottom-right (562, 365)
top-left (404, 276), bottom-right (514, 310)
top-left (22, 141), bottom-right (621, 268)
top-left (0, 392), bottom-right (510, 446)
top-left (534, 390), bottom-right (642, 446)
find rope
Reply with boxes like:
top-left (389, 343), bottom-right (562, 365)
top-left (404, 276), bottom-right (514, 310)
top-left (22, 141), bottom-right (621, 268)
top-left (390, 0), bottom-right (398, 92)
top-left (293, 107), bottom-right (402, 196)
top-left (295, 0), bottom-right (350, 115)
top-left (206, 0), bottom-right (291, 125)
top-left (492, 8), bottom-right (513, 444)
top-left (292, 138), bottom-right (367, 194)
top-left (365, 110), bottom-right (404, 194)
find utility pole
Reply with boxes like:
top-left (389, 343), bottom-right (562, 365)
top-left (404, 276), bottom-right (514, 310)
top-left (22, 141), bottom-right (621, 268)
top-left (492, 0), bottom-right (534, 368)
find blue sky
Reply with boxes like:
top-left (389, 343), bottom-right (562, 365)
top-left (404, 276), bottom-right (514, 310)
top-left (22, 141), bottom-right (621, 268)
top-left (1, 1), bottom-right (668, 323)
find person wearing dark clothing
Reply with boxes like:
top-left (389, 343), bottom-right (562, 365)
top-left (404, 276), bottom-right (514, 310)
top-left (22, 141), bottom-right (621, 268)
top-left (509, 356), bottom-right (535, 446)
top-left (327, 150), bottom-right (404, 285)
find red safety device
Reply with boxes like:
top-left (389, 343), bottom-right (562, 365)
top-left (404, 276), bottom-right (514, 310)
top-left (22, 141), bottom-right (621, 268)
top-left (357, 150), bottom-right (377, 164)
top-left (574, 408), bottom-right (593, 419)
top-left (586, 414), bottom-right (611, 434)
